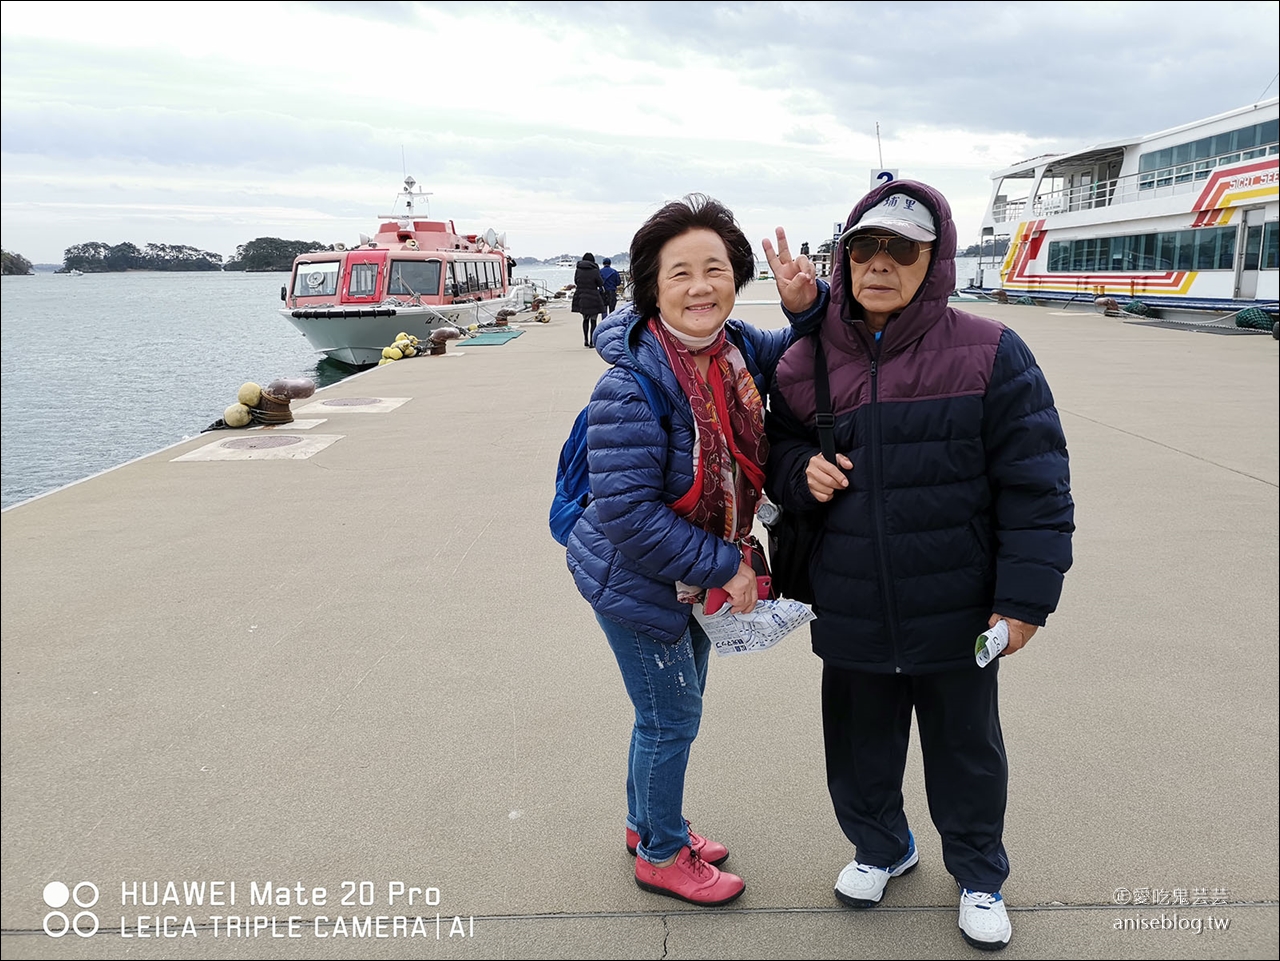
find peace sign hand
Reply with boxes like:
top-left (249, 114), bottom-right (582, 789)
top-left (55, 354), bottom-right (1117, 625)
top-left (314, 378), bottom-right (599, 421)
top-left (762, 227), bottom-right (819, 314)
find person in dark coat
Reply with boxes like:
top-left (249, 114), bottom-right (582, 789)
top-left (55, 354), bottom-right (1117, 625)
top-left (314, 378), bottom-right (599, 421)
top-left (763, 182), bottom-right (1074, 951)
top-left (600, 257), bottom-right (622, 314)
top-left (572, 252), bottom-right (607, 347)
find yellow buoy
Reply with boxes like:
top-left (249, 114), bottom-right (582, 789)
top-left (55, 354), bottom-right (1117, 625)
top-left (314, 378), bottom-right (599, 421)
top-left (237, 382), bottom-right (262, 407)
top-left (224, 403), bottom-right (252, 428)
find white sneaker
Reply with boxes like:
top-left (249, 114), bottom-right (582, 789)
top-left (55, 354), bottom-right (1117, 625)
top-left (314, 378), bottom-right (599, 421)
top-left (834, 830), bottom-right (918, 908)
top-left (958, 888), bottom-right (1011, 950)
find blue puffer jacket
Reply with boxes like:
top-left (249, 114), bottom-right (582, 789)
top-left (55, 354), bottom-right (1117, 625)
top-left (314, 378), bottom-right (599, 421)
top-left (768, 180), bottom-right (1074, 674)
top-left (567, 305), bottom-right (805, 643)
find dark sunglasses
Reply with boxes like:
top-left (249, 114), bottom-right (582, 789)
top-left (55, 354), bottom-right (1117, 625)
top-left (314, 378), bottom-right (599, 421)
top-left (847, 235), bottom-right (932, 266)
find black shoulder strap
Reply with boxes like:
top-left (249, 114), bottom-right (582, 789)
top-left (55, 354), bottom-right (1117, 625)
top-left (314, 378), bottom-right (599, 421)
top-left (812, 334), bottom-right (836, 463)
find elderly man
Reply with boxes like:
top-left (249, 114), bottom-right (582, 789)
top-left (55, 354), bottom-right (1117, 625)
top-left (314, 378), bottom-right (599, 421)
top-left (763, 183), bottom-right (1074, 951)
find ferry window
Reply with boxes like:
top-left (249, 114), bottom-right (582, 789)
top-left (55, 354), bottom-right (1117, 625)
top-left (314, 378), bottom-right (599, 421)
top-left (388, 260), bottom-right (442, 296)
top-left (1242, 225), bottom-right (1263, 271)
top-left (1069, 240), bottom-right (1085, 272)
top-left (1047, 242), bottom-right (1064, 272)
top-left (1175, 231), bottom-right (1195, 271)
top-left (1193, 137), bottom-right (1213, 160)
top-left (1214, 227), bottom-right (1236, 271)
top-left (1174, 164), bottom-right (1194, 185)
top-left (349, 262), bottom-right (378, 297)
top-left (1138, 234), bottom-right (1157, 270)
top-left (1157, 233), bottom-right (1177, 270)
top-left (1095, 237), bottom-right (1112, 268)
top-left (293, 261), bottom-right (340, 297)
top-left (1193, 230), bottom-right (1218, 270)
top-left (465, 260), bottom-right (479, 292)
top-left (1194, 160), bottom-right (1214, 180)
top-left (1261, 119), bottom-right (1279, 145)
top-left (1261, 222), bottom-right (1279, 270)
top-left (1235, 126), bottom-right (1258, 151)
top-left (1106, 236), bottom-right (1126, 270)
top-left (1172, 143), bottom-right (1193, 166)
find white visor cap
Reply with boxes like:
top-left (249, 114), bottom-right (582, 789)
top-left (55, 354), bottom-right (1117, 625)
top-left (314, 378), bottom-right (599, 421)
top-left (838, 194), bottom-right (937, 245)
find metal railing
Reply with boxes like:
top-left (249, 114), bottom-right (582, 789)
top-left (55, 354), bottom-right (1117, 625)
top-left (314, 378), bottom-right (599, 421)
top-left (991, 143), bottom-right (1278, 223)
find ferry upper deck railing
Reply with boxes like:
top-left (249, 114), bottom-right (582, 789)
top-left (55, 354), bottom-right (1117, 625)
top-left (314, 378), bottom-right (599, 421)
top-left (990, 141), bottom-right (1278, 224)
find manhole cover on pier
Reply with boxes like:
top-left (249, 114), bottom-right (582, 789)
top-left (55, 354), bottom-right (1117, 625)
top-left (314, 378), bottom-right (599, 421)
top-left (221, 436), bottom-right (303, 450)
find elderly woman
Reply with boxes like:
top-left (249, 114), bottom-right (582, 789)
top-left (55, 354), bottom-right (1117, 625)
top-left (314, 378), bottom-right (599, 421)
top-left (572, 252), bottom-right (607, 347)
top-left (565, 195), bottom-right (817, 906)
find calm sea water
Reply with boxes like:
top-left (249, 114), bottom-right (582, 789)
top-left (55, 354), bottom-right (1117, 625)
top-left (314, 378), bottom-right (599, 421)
top-left (0, 257), bottom-right (985, 510)
top-left (0, 271), bottom-right (357, 509)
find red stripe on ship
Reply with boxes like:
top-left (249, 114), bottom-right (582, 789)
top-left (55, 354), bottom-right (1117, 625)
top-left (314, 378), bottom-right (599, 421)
top-left (1191, 157), bottom-right (1278, 212)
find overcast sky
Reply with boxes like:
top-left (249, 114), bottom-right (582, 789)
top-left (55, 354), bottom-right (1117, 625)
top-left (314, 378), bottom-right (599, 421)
top-left (2, 1), bottom-right (1278, 264)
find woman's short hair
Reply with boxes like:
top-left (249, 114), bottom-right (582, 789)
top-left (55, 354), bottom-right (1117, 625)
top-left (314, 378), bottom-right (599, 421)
top-left (582, 252), bottom-right (596, 263)
top-left (629, 194), bottom-right (755, 320)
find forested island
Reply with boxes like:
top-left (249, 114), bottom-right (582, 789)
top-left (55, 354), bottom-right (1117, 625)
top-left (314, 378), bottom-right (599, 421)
top-left (61, 242), bottom-right (224, 272)
top-left (223, 238), bottom-right (333, 271)
top-left (2, 249), bottom-right (35, 275)
top-left (41, 238), bottom-right (649, 274)
top-left (51, 237), bottom-right (333, 273)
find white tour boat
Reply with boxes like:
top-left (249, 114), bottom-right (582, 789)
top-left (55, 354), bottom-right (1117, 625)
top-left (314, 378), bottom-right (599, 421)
top-left (970, 98), bottom-right (1278, 318)
top-left (279, 177), bottom-right (527, 365)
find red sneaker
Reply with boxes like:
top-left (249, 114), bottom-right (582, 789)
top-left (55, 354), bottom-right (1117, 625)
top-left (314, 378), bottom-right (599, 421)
top-left (634, 846), bottom-right (745, 906)
top-left (626, 821), bottom-right (729, 866)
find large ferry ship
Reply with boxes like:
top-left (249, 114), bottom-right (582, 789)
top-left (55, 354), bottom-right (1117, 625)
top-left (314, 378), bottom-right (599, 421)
top-left (971, 98), bottom-right (1278, 317)
top-left (279, 177), bottom-right (526, 365)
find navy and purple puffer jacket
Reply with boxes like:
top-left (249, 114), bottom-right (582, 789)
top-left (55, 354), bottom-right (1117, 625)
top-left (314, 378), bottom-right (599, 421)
top-left (766, 180), bottom-right (1074, 674)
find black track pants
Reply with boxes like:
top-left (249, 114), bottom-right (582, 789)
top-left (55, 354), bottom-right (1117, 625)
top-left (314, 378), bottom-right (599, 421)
top-left (821, 661), bottom-right (1010, 891)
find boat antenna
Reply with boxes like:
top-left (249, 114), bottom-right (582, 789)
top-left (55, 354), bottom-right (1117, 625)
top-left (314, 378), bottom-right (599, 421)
top-left (401, 145), bottom-right (407, 180)
top-left (875, 122), bottom-right (883, 168)
top-left (1258, 71), bottom-right (1279, 102)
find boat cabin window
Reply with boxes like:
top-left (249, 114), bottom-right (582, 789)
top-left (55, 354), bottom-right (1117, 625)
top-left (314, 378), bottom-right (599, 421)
top-left (465, 260), bottom-right (479, 293)
top-left (1263, 222), bottom-right (1280, 271)
top-left (1138, 118), bottom-right (1279, 189)
top-left (1048, 225), bottom-right (1242, 273)
top-left (349, 262), bottom-right (379, 297)
top-left (293, 261), bottom-right (341, 297)
top-left (388, 260), bottom-right (442, 297)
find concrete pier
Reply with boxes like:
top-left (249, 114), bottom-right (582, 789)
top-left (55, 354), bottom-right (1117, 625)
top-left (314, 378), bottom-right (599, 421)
top-left (2, 291), bottom-right (1277, 958)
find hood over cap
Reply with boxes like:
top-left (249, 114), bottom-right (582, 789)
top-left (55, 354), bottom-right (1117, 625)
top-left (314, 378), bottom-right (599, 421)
top-left (827, 179), bottom-right (957, 352)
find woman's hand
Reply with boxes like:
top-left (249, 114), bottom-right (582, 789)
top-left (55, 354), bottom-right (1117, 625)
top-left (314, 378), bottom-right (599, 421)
top-left (721, 561), bottom-right (759, 614)
top-left (991, 614), bottom-right (1038, 655)
top-left (807, 453), bottom-right (852, 502)
top-left (762, 227), bottom-right (819, 314)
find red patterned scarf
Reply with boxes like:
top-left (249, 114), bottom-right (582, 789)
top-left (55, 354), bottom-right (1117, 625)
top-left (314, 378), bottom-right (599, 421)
top-left (650, 318), bottom-right (767, 541)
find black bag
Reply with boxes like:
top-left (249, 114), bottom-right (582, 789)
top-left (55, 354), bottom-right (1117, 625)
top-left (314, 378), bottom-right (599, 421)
top-left (765, 334), bottom-right (835, 605)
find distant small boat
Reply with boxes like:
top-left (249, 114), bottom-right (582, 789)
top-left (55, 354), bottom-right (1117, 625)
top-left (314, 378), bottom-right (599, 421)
top-left (556, 259), bottom-right (575, 268)
top-left (68, 269), bottom-right (84, 276)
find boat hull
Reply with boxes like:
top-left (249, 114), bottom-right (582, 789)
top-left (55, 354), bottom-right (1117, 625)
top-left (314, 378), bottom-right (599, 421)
top-left (279, 293), bottom-right (523, 366)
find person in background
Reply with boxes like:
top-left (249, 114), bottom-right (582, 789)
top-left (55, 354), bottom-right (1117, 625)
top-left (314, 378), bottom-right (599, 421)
top-left (600, 257), bottom-right (622, 314)
top-left (764, 183), bottom-right (1074, 951)
top-left (566, 194), bottom-right (818, 907)
top-left (573, 252), bottom-right (607, 347)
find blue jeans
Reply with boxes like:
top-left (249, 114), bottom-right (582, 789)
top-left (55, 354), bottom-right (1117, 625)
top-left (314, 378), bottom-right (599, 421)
top-left (596, 612), bottom-right (710, 863)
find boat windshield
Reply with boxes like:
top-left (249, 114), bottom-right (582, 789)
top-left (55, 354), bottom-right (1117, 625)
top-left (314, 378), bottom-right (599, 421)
top-left (388, 260), bottom-right (442, 297)
top-left (293, 261), bottom-right (341, 297)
